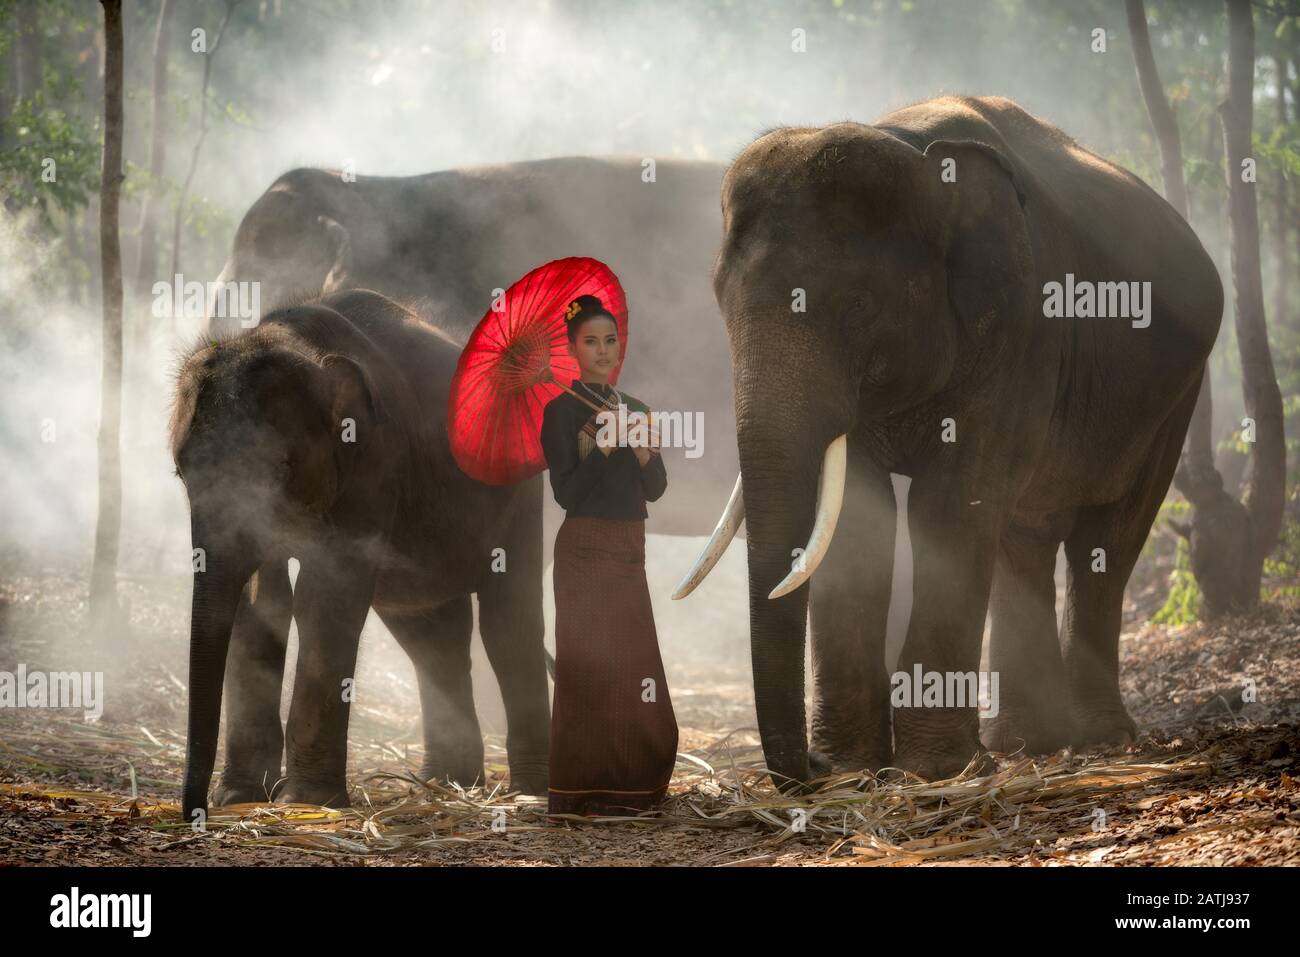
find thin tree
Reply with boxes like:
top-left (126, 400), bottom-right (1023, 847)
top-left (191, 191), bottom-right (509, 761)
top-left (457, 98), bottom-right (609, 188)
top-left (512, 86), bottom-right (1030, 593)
top-left (89, 0), bottom-right (125, 622)
top-left (1125, 0), bottom-right (1190, 217)
top-left (0, 6), bottom-right (13, 154)
top-left (15, 1), bottom-right (40, 101)
top-left (1273, 50), bottom-right (1289, 340)
top-left (1289, 47), bottom-right (1300, 357)
top-left (1218, 0), bottom-right (1288, 607)
top-left (170, 0), bottom-right (240, 280)
top-left (1126, 0), bottom-right (1253, 616)
top-left (131, 0), bottom-right (176, 357)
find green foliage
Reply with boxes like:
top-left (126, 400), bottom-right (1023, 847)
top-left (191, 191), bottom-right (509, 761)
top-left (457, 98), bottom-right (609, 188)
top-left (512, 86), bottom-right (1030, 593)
top-left (1153, 535), bottom-right (1202, 626)
top-left (0, 91), bottom-right (100, 228)
top-left (1255, 130), bottom-right (1300, 180)
top-left (1142, 497), bottom-right (1188, 562)
top-left (1219, 426), bottom-right (1252, 457)
top-left (178, 193), bottom-right (234, 244)
top-left (1264, 518), bottom-right (1300, 600)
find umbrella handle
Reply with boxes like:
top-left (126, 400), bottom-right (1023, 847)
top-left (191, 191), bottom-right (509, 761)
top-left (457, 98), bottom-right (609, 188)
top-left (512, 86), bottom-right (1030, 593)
top-left (555, 382), bottom-right (662, 449)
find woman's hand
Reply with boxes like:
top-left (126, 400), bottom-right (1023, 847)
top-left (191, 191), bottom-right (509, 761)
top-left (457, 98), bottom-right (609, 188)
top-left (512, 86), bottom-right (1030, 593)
top-left (626, 413), bottom-right (660, 458)
top-left (595, 423), bottom-right (617, 456)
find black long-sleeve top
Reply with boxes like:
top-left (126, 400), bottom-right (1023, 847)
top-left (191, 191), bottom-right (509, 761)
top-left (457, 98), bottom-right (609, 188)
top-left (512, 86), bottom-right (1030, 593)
top-left (541, 379), bottom-right (668, 519)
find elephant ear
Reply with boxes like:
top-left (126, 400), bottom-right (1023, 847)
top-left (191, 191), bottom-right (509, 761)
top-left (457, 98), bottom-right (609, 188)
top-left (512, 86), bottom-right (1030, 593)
top-left (921, 139), bottom-right (1034, 342)
top-left (321, 353), bottom-right (389, 460)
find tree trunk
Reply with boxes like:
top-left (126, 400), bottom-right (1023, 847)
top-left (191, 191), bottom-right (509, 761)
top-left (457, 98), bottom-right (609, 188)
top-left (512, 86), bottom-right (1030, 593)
top-left (1287, 31), bottom-right (1300, 340)
top-left (1126, 0), bottom-right (1251, 616)
top-left (1273, 51), bottom-right (1289, 348)
top-left (0, 7), bottom-right (13, 153)
top-left (1219, 0), bottom-right (1288, 603)
top-left (89, 0), bottom-right (125, 623)
top-left (1125, 0), bottom-right (1190, 220)
top-left (171, 0), bottom-right (240, 280)
top-left (1125, 0), bottom-right (1208, 472)
top-left (15, 1), bottom-right (41, 101)
top-left (1293, 52), bottom-right (1300, 342)
top-left (130, 0), bottom-right (176, 357)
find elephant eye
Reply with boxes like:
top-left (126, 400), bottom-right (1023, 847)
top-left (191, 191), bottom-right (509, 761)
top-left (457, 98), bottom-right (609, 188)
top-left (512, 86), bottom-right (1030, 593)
top-left (852, 291), bottom-right (877, 314)
top-left (841, 290), bottom-right (877, 340)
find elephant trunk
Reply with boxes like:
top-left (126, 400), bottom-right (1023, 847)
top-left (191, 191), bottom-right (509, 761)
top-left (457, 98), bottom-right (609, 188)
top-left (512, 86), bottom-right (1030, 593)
top-left (181, 516), bottom-right (258, 821)
top-left (732, 357), bottom-right (852, 787)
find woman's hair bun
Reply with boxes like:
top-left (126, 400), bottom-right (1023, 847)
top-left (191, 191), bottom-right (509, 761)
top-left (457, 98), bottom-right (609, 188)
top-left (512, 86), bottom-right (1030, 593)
top-left (563, 294), bottom-right (616, 341)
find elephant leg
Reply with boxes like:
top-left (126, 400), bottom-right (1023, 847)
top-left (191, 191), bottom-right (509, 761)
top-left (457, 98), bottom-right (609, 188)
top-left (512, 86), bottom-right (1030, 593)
top-left (1066, 429), bottom-right (1190, 748)
top-left (809, 459), bottom-right (895, 772)
top-left (279, 550), bottom-right (377, 808)
top-left (982, 520), bottom-right (1074, 755)
top-left (477, 563), bottom-right (550, 795)
top-left (379, 598), bottom-right (485, 790)
top-left (214, 554), bottom-right (293, 806)
top-left (892, 470), bottom-right (1000, 780)
top-left (1062, 523), bottom-right (1141, 748)
top-left (1062, 398), bottom-right (1193, 748)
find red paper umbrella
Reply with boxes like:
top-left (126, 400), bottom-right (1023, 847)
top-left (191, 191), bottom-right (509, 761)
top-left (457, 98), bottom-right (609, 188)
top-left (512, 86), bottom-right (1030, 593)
top-left (448, 256), bottom-right (630, 485)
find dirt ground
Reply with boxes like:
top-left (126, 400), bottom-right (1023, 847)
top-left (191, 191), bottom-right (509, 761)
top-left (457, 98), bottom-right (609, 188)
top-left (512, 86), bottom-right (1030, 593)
top-left (0, 561), bottom-right (1297, 867)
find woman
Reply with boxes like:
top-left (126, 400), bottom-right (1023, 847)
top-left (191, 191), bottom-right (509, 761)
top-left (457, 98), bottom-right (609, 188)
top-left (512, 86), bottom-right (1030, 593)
top-left (540, 294), bottom-right (677, 817)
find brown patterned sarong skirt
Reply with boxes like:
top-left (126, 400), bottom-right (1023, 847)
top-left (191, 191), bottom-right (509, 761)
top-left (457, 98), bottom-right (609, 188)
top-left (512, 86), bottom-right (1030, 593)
top-left (548, 516), bottom-right (678, 817)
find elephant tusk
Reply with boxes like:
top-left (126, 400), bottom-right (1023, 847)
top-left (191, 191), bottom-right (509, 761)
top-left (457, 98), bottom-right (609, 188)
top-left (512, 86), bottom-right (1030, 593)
top-left (204, 261), bottom-right (233, 335)
top-left (767, 433), bottom-right (848, 600)
top-left (671, 473), bottom-right (744, 599)
top-left (319, 216), bottom-right (353, 294)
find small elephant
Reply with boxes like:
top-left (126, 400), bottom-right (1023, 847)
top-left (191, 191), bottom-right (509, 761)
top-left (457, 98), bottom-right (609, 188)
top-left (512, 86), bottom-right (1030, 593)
top-left (677, 95), bottom-right (1222, 786)
top-left (170, 288), bottom-right (549, 819)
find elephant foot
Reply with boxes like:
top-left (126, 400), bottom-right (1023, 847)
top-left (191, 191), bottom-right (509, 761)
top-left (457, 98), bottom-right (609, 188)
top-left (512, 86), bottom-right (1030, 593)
top-left (418, 763), bottom-right (486, 791)
top-left (815, 744), bottom-right (892, 776)
top-left (507, 766), bottom-right (548, 796)
top-left (808, 749), bottom-right (832, 778)
top-left (893, 745), bottom-right (994, 782)
top-left (892, 706), bottom-right (991, 781)
top-left (812, 724), bottom-right (892, 775)
top-left (212, 773), bottom-right (280, 807)
top-left (1071, 704), bottom-right (1137, 750)
top-left (981, 706), bottom-right (1074, 756)
top-left (277, 780), bottom-right (351, 808)
top-left (765, 749), bottom-right (833, 794)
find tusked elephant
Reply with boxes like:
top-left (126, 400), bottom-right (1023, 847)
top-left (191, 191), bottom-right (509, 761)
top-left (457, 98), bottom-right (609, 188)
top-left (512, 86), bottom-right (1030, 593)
top-left (171, 288), bottom-right (549, 820)
top-left (676, 95), bottom-right (1222, 786)
top-left (204, 156), bottom-right (733, 538)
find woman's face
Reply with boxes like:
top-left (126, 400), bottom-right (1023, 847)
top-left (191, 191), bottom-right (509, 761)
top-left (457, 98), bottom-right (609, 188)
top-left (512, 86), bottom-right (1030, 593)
top-left (567, 316), bottom-right (620, 381)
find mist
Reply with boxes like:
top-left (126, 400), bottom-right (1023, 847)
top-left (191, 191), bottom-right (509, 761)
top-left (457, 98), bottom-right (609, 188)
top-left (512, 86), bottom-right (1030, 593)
top-left (1, 0), bottom-right (1297, 880)
top-left (2, 0), bottom-right (1235, 579)
top-left (0, 0), bottom-right (1257, 729)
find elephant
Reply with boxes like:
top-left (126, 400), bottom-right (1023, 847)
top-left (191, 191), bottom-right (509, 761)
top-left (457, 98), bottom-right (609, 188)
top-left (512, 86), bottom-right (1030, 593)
top-left (675, 95), bottom-right (1223, 787)
top-left (204, 156), bottom-right (734, 538)
top-left (170, 287), bottom-right (550, 820)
